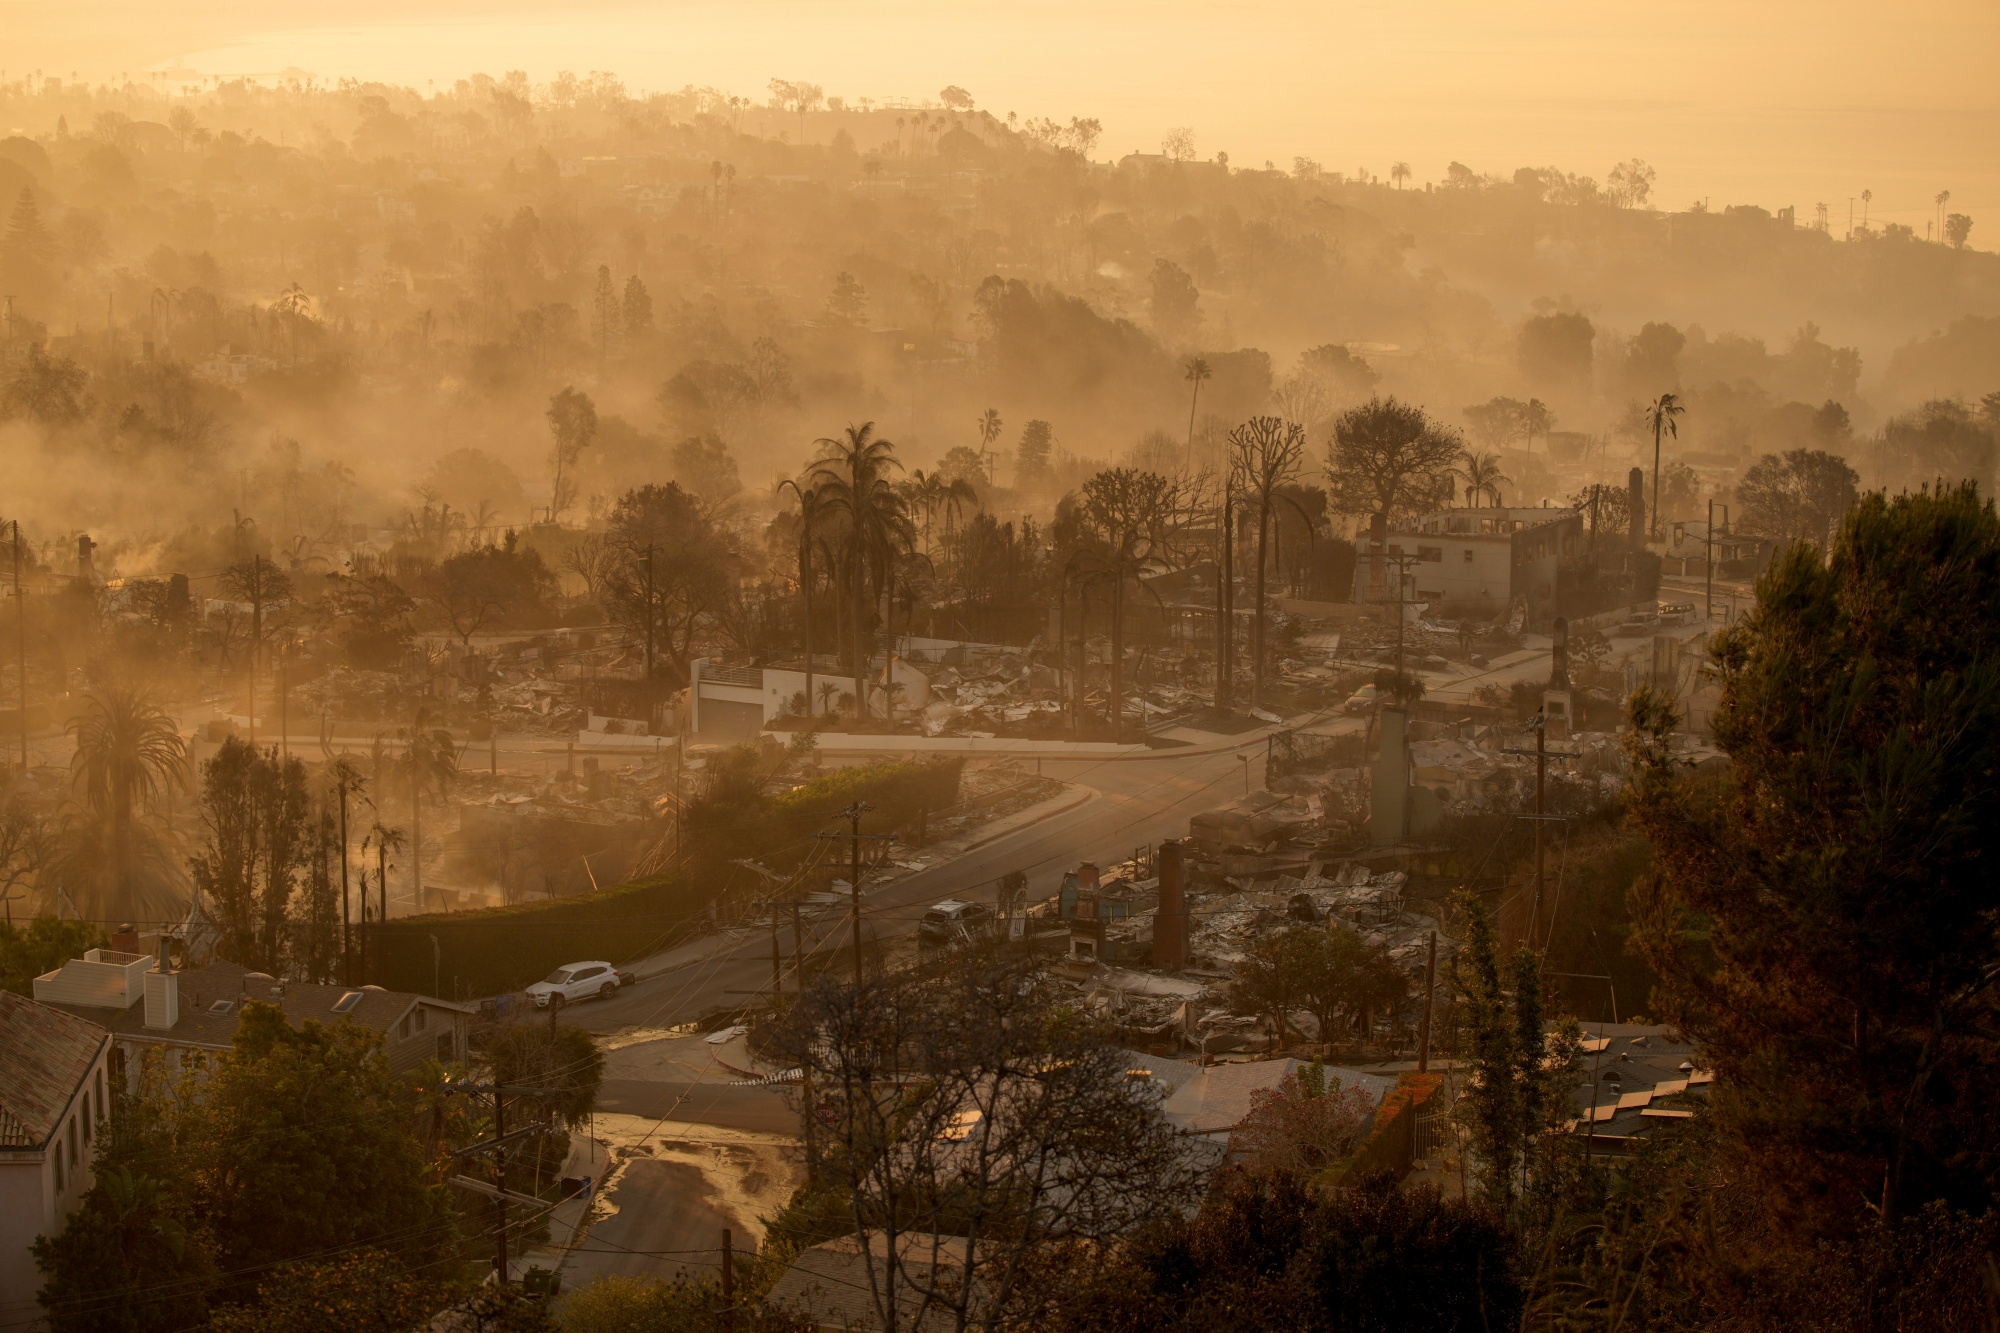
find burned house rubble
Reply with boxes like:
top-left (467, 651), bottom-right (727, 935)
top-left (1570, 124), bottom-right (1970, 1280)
top-left (1013, 832), bottom-right (1454, 1062)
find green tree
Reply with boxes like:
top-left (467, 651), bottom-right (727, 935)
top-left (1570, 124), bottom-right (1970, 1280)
top-left (622, 274), bottom-right (654, 339)
top-left (1625, 483), bottom-right (2000, 1232)
top-left (545, 386), bottom-right (598, 522)
top-left (824, 271), bottom-right (867, 326)
top-left (602, 483), bottom-right (736, 686)
top-left (55, 687), bottom-right (187, 922)
top-left (428, 536), bottom-right (556, 647)
top-left (1737, 448), bottom-right (1861, 548)
top-left (1450, 887), bottom-right (1578, 1212)
top-left (1148, 258), bottom-right (1200, 341)
top-left (2, 342), bottom-right (90, 423)
top-left (190, 738), bottom-right (315, 975)
top-left (486, 1019), bottom-right (603, 1125)
top-left (1016, 418), bottom-right (1054, 484)
top-left (1230, 927), bottom-right (1318, 1043)
top-left (0, 916), bottom-right (102, 995)
top-left (205, 1249), bottom-right (447, 1333)
top-left (1326, 397), bottom-right (1461, 537)
top-left (36, 1005), bottom-right (454, 1324)
top-left (198, 1004), bottom-right (456, 1279)
top-left (33, 1166), bottom-right (214, 1333)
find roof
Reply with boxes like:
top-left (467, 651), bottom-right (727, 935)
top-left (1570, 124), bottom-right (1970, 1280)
top-left (0, 991), bottom-right (108, 1150)
top-left (44, 961), bottom-right (473, 1049)
top-left (1160, 1059), bottom-right (1396, 1134)
top-left (763, 1233), bottom-right (974, 1333)
top-left (1571, 1023), bottom-right (1714, 1149)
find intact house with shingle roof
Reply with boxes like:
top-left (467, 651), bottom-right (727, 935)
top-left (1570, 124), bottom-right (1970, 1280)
top-left (33, 947), bottom-right (476, 1089)
top-left (0, 990), bottom-right (112, 1306)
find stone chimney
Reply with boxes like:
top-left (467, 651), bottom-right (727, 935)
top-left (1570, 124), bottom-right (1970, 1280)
top-left (1154, 840), bottom-right (1189, 970)
top-left (143, 936), bottom-right (178, 1031)
top-left (1550, 616), bottom-right (1570, 688)
top-left (1628, 468), bottom-right (1646, 548)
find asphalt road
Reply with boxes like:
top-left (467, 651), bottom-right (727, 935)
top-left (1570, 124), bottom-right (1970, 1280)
top-left (559, 1158), bottom-right (740, 1284)
top-left (565, 739), bottom-right (1273, 1041)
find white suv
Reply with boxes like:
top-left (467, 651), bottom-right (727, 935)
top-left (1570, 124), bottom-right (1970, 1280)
top-left (527, 961), bottom-right (620, 1009)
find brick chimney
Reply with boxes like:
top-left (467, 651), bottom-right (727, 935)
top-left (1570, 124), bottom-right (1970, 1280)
top-left (1154, 840), bottom-right (1189, 970)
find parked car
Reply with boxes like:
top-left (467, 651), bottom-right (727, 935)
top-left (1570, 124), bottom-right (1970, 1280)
top-left (526, 961), bottom-right (620, 1009)
top-left (1343, 683), bottom-right (1381, 714)
top-left (918, 899), bottom-right (995, 944)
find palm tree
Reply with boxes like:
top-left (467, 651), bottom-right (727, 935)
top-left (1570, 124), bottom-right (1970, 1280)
top-left (775, 475), bottom-right (829, 720)
top-left (1182, 356), bottom-right (1212, 470)
top-left (1860, 188), bottom-right (1872, 230)
top-left (61, 686), bottom-right (187, 920)
top-left (393, 709), bottom-right (458, 910)
top-left (1519, 398), bottom-right (1553, 456)
top-left (1391, 161), bottom-right (1411, 190)
top-left (1935, 189), bottom-right (1951, 241)
top-left (359, 821), bottom-right (405, 975)
top-left (1455, 451), bottom-right (1510, 507)
top-left (899, 469), bottom-right (947, 557)
top-left (1644, 394), bottom-right (1686, 540)
top-left (807, 424), bottom-right (915, 723)
top-left (975, 408), bottom-right (1003, 483)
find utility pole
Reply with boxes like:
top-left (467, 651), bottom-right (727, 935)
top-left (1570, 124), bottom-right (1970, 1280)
top-left (493, 1087), bottom-right (508, 1282)
top-left (1416, 930), bottom-right (1437, 1074)
top-left (789, 900), bottom-right (805, 992)
top-left (1216, 485), bottom-right (1233, 712)
top-left (720, 1228), bottom-right (736, 1333)
top-left (1504, 711), bottom-right (1580, 949)
top-left (443, 1080), bottom-right (569, 1286)
top-left (816, 801), bottom-right (896, 989)
top-left (769, 906), bottom-right (782, 993)
top-left (337, 766), bottom-right (352, 984)
top-left (1374, 551), bottom-right (1422, 679)
top-left (1705, 501), bottom-right (1728, 622)
top-left (13, 519), bottom-right (24, 771)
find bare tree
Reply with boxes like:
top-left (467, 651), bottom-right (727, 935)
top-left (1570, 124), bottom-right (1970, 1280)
top-left (768, 950), bottom-right (1202, 1333)
top-left (1076, 468), bottom-right (1182, 742)
top-left (1228, 417), bottom-right (1306, 709)
top-left (562, 532), bottom-right (611, 603)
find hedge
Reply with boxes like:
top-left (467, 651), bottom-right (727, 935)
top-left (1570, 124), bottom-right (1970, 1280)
top-left (365, 759), bottom-right (964, 999)
top-left (683, 756), bottom-right (964, 876)
top-left (364, 872), bottom-right (701, 999)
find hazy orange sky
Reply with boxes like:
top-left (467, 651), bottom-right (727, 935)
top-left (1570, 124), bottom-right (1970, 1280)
top-left (9, 0), bottom-right (1998, 230)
